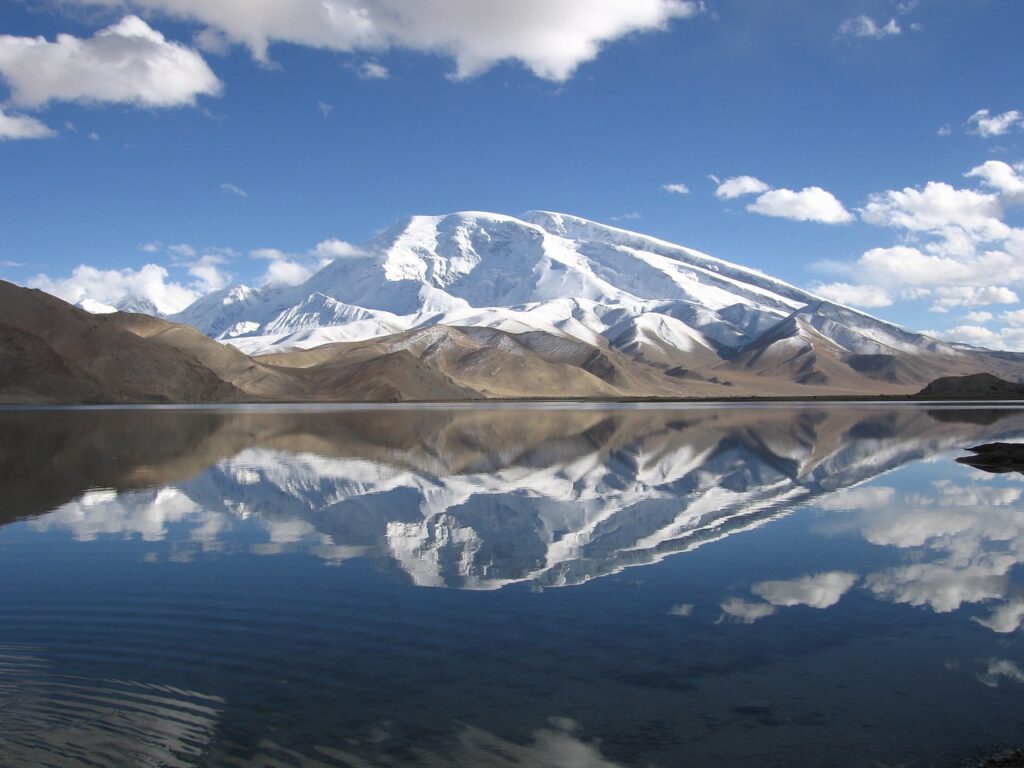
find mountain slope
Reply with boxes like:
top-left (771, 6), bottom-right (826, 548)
top-left (0, 281), bottom-right (243, 404)
top-left (165, 210), bottom-right (1024, 395)
top-left (1, 281), bottom-right (737, 402)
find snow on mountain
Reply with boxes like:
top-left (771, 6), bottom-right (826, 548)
top-left (76, 298), bottom-right (118, 314)
top-left (160, 209), bottom-right (1018, 394)
top-left (169, 211), bottom-right (846, 358)
top-left (76, 295), bottom-right (162, 316)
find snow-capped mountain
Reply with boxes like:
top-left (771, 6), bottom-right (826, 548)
top-left (167, 211), bottom-right (881, 360)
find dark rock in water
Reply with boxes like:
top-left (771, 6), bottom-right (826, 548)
top-left (956, 442), bottom-right (1024, 473)
top-left (977, 748), bottom-right (1024, 767)
top-left (918, 373), bottom-right (1024, 399)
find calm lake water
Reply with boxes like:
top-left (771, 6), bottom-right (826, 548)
top-left (1, 404), bottom-right (1024, 767)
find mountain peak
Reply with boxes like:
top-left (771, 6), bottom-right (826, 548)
top-left (162, 210), bottom-right (1009, 393)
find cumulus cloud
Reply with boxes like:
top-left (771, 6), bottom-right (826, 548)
top-left (928, 285), bottom-right (1018, 313)
top-left (968, 109), bottom-right (1023, 138)
top-left (747, 186), bottom-right (854, 224)
top-left (714, 175), bottom-right (770, 199)
top-left (839, 163), bottom-right (1024, 331)
top-left (816, 485), bottom-right (896, 511)
top-left (313, 238), bottom-right (364, 259)
top-left (187, 254), bottom-right (231, 292)
top-left (837, 15), bottom-right (901, 39)
top-left (251, 247), bottom-right (312, 285)
top-left (973, 600), bottom-right (1024, 635)
top-left (751, 572), bottom-right (858, 609)
top-left (0, 108), bottom-right (56, 140)
top-left (928, 324), bottom-right (1002, 347)
top-left (0, 16), bottom-right (221, 108)
top-left (29, 263), bottom-right (201, 314)
top-left (262, 259), bottom-right (313, 287)
top-left (867, 557), bottom-right (1014, 614)
top-left (64, 0), bottom-right (703, 81)
top-left (966, 160), bottom-right (1024, 205)
top-left (662, 182), bottom-right (690, 195)
top-left (861, 182), bottom-right (1005, 239)
top-left (979, 659), bottom-right (1024, 687)
top-left (250, 241), bottom-right (361, 286)
top-left (719, 598), bottom-right (775, 624)
top-left (358, 61), bottom-right (390, 80)
top-left (965, 311), bottom-right (993, 323)
top-left (812, 282), bottom-right (892, 308)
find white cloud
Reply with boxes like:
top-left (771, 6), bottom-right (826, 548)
top-left (928, 285), bottom-right (1018, 312)
top-left (662, 182), bottom-right (690, 195)
top-left (751, 572), bottom-right (858, 609)
top-left (968, 109), bottom-right (1023, 138)
top-left (974, 601), bottom-right (1024, 635)
top-left (220, 182), bottom-right (248, 197)
top-left (358, 61), bottom-right (390, 80)
top-left (313, 238), bottom-right (364, 258)
top-left (250, 238), bottom-right (364, 285)
top-left (29, 263), bottom-right (201, 314)
top-left (714, 175), bottom-right (769, 199)
top-left (317, 100), bottom-right (333, 116)
top-left (812, 282), bottom-right (892, 308)
top-left (262, 259), bottom-right (312, 287)
top-left (966, 160), bottom-right (1024, 205)
top-left (837, 15), bottom-right (901, 39)
top-left (0, 16), bottom-right (221, 108)
top-left (965, 311), bottom-right (993, 323)
top-left (65, 0), bottom-right (703, 81)
top-left (187, 254), bottom-right (230, 292)
top-left (817, 486), bottom-right (896, 511)
top-left (747, 186), bottom-right (854, 224)
top-left (930, 324), bottom-right (1001, 347)
top-left (719, 598), bottom-right (775, 624)
top-left (979, 659), bottom-right (1024, 687)
top-left (168, 243), bottom-right (197, 258)
top-left (0, 108), bottom-right (56, 140)
top-left (856, 245), bottom-right (1024, 295)
top-left (936, 124), bottom-right (952, 137)
top-left (250, 247), bottom-right (287, 261)
top-left (866, 557), bottom-right (1013, 613)
top-left (860, 181), bottom-right (1005, 239)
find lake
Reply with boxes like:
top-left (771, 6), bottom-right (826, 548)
top-left (1, 403), bottom-right (1023, 767)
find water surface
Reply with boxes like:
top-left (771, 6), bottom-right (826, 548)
top-left (1, 404), bottom-right (1023, 766)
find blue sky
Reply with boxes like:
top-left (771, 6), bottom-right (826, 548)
top-left (1, 0), bottom-right (1022, 346)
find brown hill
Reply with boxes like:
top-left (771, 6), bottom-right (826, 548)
top-left (0, 281), bottom-right (241, 403)
top-left (916, 373), bottom-right (1024, 399)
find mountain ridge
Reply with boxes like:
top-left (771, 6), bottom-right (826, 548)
top-left (8, 210), bottom-right (1024, 402)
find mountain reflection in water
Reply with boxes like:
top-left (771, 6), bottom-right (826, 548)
top-left (3, 404), bottom-right (1023, 595)
top-left (2, 404), bottom-right (1024, 767)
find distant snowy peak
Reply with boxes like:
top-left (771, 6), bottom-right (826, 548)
top-left (116, 296), bottom-right (161, 316)
top-left (76, 298), bottom-right (118, 314)
top-left (168, 210), bottom-right (949, 363)
top-left (75, 295), bottom-right (163, 316)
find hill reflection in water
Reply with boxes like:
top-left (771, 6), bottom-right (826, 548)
top-left (3, 404), bottom-right (1024, 766)
top-left (4, 404), bottom-right (1023, 594)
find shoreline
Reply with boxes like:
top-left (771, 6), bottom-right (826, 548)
top-left (3, 395), bottom-right (1024, 411)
